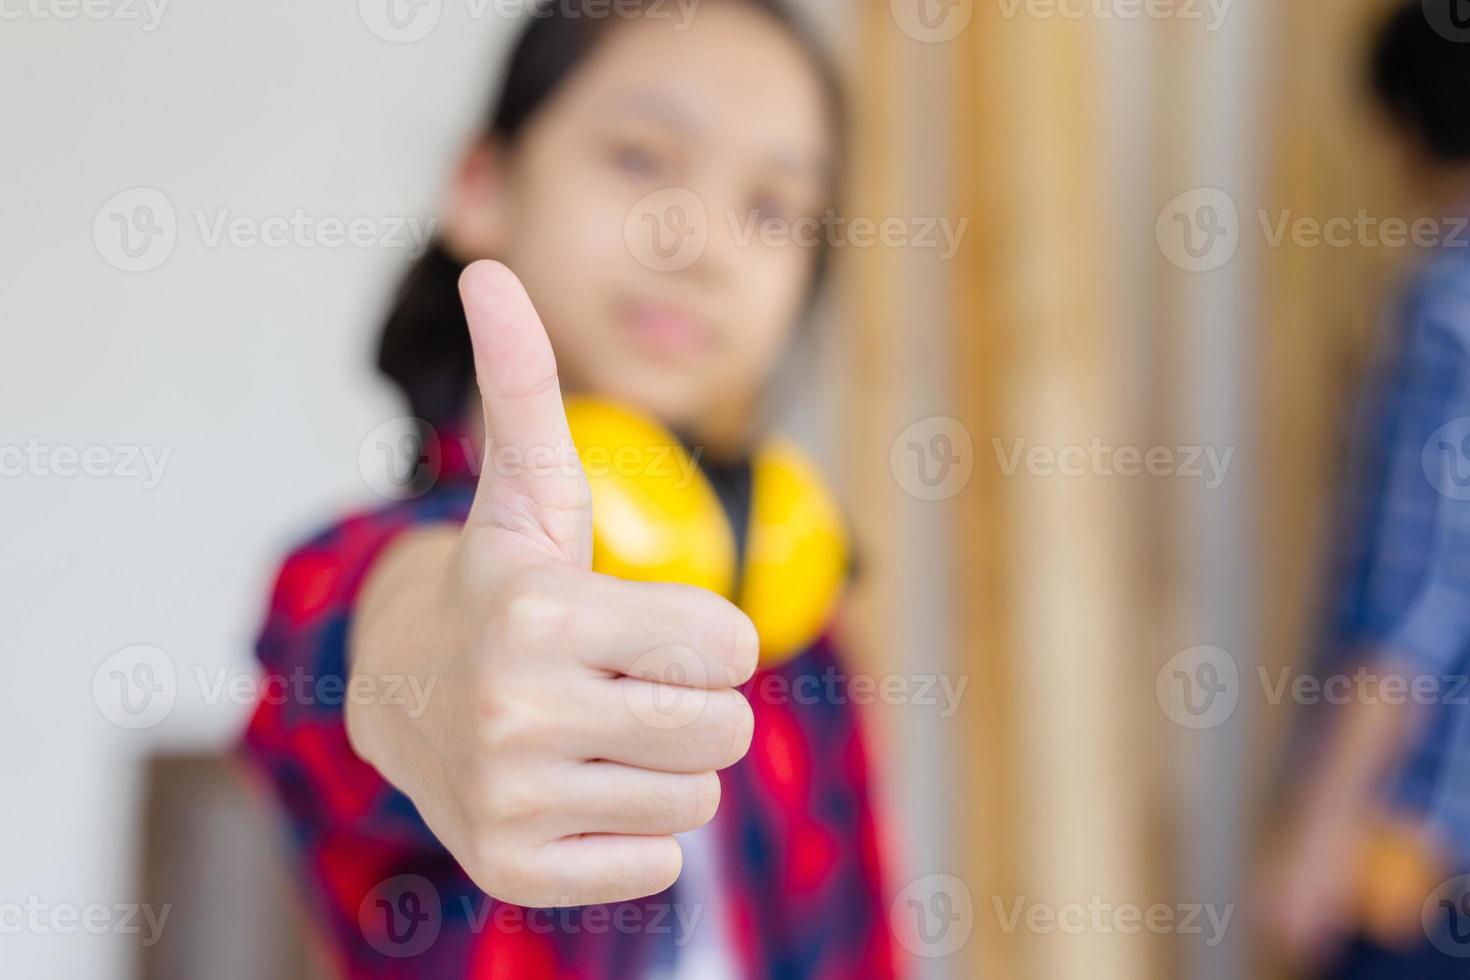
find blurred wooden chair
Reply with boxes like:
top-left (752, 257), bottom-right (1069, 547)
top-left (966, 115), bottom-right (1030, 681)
top-left (136, 753), bottom-right (334, 980)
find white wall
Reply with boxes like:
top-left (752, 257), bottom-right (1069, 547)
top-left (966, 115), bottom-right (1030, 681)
top-left (2, 3), bottom-right (512, 975)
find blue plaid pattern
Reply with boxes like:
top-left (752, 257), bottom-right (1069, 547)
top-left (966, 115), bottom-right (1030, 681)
top-left (1318, 240), bottom-right (1470, 863)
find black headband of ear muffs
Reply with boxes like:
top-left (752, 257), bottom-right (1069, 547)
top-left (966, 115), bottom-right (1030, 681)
top-left (697, 458), bottom-right (754, 602)
top-left (671, 431), bottom-right (862, 602)
top-left (671, 427), bottom-right (755, 602)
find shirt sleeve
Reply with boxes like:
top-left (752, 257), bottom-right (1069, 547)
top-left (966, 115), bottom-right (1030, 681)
top-left (1354, 282), bottom-right (1470, 678)
top-left (242, 497), bottom-right (466, 852)
top-left (238, 489), bottom-right (545, 977)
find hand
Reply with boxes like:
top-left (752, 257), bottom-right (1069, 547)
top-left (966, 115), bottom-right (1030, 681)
top-left (347, 260), bottom-right (758, 907)
top-left (1254, 803), bottom-right (1366, 974)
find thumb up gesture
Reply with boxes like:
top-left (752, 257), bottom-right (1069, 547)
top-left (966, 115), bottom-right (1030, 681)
top-left (347, 261), bottom-right (758, 907)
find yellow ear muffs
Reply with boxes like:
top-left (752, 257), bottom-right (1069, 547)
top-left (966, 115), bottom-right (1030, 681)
top-left (562, 398), bottom-right (735, 598)
top-left (741, 438), bottom-right (849, 664)
top-left (563, 396), bottom-right (847, 668)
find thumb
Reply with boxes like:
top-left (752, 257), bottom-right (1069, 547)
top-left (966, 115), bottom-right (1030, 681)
top-left (459, 259), bottom-right (590, 566)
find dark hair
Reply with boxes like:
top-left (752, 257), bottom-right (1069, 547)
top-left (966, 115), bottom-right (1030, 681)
top-left (377, 0), bottom-right (846, 430)
top-left (1369, 1), bottom-right (1470, 163)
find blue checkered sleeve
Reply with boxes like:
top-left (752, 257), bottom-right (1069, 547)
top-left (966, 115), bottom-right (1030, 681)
top-left (1327, 255), bottom-right (1470, 678)
top-left (1321, 250), bottom-right (1470, 858)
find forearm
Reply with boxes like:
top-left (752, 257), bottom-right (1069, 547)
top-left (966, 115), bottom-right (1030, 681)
top-left (1295, 650), bottom-right (1426, 820)
top-left (345, 523), bottom-right (461, 795)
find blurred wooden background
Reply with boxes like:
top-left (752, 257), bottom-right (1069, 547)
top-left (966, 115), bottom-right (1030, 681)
top-left (841, 1), bottom-right (1410, 978)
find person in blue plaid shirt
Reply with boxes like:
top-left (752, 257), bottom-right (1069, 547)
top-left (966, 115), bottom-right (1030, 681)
top-left (1260, 5), bottom-right (1470, 978)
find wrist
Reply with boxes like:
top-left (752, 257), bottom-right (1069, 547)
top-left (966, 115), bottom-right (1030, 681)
top-left (345, 526), bottom-right (459, 783)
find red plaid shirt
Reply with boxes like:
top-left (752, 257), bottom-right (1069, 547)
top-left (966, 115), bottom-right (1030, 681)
top-left (242, 434), bottom-right (898, 979)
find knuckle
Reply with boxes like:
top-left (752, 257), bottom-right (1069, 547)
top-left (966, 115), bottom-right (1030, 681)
top-left (494, 568), bottom-right (574, 647)
top-left (476, 683), bottom-right (546, 750)
top-left (487, 773), bottom-right (546, 825)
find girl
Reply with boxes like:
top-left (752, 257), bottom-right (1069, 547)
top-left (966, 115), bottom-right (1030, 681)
top-left (244, 1), bottom-right (896, 976)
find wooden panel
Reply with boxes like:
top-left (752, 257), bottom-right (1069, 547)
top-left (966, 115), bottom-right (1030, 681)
top-left (1253, 2), bottom-right (1405, 971)
top-left (949, 8), bottom-right (1155, 980)
top-left (1257, 0), bottom-right (1403, 761)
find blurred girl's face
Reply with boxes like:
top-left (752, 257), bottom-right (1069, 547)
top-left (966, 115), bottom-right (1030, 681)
top-left (448, 3), bottom-right (835, 448)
